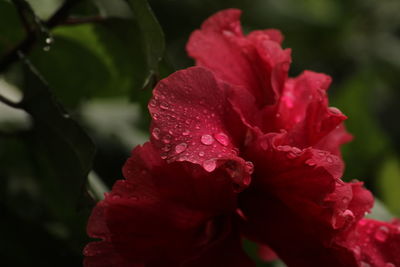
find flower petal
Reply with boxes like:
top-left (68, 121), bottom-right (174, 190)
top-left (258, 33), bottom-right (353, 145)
top-left (187, 9), bottom-right (290, 106)
top-left (349, 219), bottom-right (400, 266)
top-left (148, 67), bottom-right (251, 190)
top-left (239, 132), bottom-right (373, 267)
top-left (84, 142), bottom-right (252, 266)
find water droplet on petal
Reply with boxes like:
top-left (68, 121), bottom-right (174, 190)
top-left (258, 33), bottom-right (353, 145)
top-left (201, 134), bottom-right (214, 145)
top-left (111, 194), bottom-right (120, 200)
top-left (149, 99), bottom-right (157, 107)
top-left (160, 153), bottom-right (168, 159)
top-left (361, 262), bottom-right (371, 267)
top-left (152, 128), bottom-right (161, 140)
top-left (329, 107), bottom-right (342, 114)
top-left (182, 130), bottom-right (190, 136)
top-left (203, 159), bottom-right (217, 172)
top-left (160, 102), bottom-right (169, 110)
top-left (375, 226), bottom-right (389, 242)
top-left (175, 143), bottom-right (187, 154)
top-left (162, 144), bottom-right (171, 152)
top-left (214, 133), bottom-right (229, 146)
top-left (162, 135), bottom-right (172, 144)
top-left (198, 151), bottom-right (205, 157)
top-left (245, 161), bottom-right (254, 174)
top-left (342, 197), bottom-right (349, 205)
top-left (385, 263), bottom-right (395, 267)
top-left (129, 196), bottom-right (138, 201)
top-left (326, 156), bottom-right (333, 163)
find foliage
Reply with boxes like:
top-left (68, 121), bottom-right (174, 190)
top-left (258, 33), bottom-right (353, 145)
top-left (0, 0), bottom-right (399, 266)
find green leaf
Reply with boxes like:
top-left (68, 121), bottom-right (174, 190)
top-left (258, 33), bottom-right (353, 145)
top-left (29, 18), bottom-right (148, 106)
top-left (19, 60), bottom-right (96, 247)
top-left (377, 154), bottom-right (400, 216)
top-left (366, 198), bottom-right (394, 222)
top-left (125, 0), bottom-right (165, 88)
top-left (0, 0), bottom-right (25, 57)
top-left (331, 72), bottom-right (390, 181)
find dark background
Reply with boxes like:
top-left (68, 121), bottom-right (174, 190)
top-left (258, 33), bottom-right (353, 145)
top-left (0, 0), bottom-right (399, 266)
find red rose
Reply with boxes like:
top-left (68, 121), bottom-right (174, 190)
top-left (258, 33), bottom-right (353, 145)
top-left (84, 8), bottom-right (400, 267)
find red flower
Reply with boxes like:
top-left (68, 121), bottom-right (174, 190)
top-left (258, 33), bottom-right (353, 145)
top-left (84, 8), bottom-right (400, 267)
top-left (84, 142), bottom-right (253, 266)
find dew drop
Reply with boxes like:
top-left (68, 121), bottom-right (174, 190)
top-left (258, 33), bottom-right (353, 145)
top-left (149, 99), bottom-right (157, 107)
top-left (175, 143), bottom-right (188, 154)
top-left (198, 151), bottom-right (205, 157)
top-left (201, 134), bottom-right (214, 145)
top-left (162, 144), bottom-right (171, 152)
top-left (45, 37), bottom-right (54, 44)
top-left (203, 159), bottom-right (217, 172)
top-left (160, 102), bottom-right (169, 110)
top-left (385, 263), bottom-right (395, 267)
top-left (111, 194), bottom-right (120, 200)
top-left (214, 133), bottom-right (229, 146)
top-left (83, 246), bottom-right (97, 257)
top-left (329, 107), bottom-right (342, 114)
top-left (152, 128), bottom-right (161, 140)
top-left (361, 262), bottom-right (371, 267)
top-left (182, 130), bottom-right (190, 136)
top-left (162, 135), bottom-right (172, 144)
top-left (245, 161), bottom-right (254, 174)
top-left (160, 153), bottom-right (168, 159)
top-left (342, 197), bottom-right (349, 205)
top-left (222, 30), bottom-right (234, 37)
top-left (326, 156), bottom-right (333, 163)
top-left (375, 226), bottom-right (389, 242)
top-left (153, 113), bottom-right (160, 120)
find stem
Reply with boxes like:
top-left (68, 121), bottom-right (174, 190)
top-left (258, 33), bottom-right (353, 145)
top-left (0, 0), bottom-right (82, 73)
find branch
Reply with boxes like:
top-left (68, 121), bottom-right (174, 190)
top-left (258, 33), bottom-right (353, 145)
top-left (0, 0), bottom-right (82, 73)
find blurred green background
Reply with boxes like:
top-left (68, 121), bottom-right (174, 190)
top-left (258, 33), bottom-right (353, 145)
top-left (0, 0), bottom-right (399, 266)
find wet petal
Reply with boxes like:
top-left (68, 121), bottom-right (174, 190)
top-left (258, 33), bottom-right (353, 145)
top-left (148, 67), bottom-right (251, 190)
top-left (187, 9), bottom-right (290, 106)
top-left (84, 142), bottom-right (251, 266)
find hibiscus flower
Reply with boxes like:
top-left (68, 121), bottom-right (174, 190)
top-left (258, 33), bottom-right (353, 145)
top-left (84, 8), bottom-right (400, 267)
